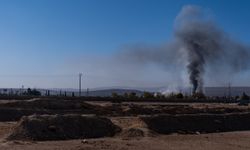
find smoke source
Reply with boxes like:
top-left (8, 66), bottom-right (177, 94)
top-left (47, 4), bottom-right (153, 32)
top-left (175, 5), bottom-right (224, 93)
top-left (123, 5), bottom-right (250, 94)
top-left (175, 5), bottom-right (250, 93)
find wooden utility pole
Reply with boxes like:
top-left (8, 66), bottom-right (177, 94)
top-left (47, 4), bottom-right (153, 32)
top-left (79, 73), bottom-right (82, 97)
top-left (228, 82), bottom-right (231, 100)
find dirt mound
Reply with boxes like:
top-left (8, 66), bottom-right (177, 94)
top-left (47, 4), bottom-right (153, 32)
top-left (121, 128), bottom-right (144, 138)
top-left (117, 103), bottom-right (250, 116)
top-left (0, 99), bottom-right (109, 121)
top-left (0, 98), bottom-right (98, 111)
top-left (7, 114), bottom-right (121, 141)
top-left (141, 113), bottom-right (250, 134)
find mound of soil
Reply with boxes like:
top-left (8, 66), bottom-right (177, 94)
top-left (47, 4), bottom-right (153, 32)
top-left (121, 128), bottom-right (144, 138)
top-left (117, 103), bottom-right (250, 116)
top-left (0, 108), bottom-right (48, 121)
top-left (0, 98), bottom-right (99, 111)
top-left (141, 113), bottom-right (250, 134)
top-left (0, 99), bottom-right (110, 121)
top-left (7, 114), bottom-right (121, 141)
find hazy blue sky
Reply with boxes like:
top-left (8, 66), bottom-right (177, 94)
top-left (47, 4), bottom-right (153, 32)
top-left (0, 0), bottom-right (249, 89)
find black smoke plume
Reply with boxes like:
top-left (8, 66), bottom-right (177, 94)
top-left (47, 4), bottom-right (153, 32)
top-left (174, 5), bottom-right (224, 93)
top-left (121, 5), bottom-right (250, 93)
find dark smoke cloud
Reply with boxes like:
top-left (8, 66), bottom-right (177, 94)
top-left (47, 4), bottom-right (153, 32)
top-left (121, 5), bottom-right (250, 93)
top-left (175, 5), bottom-right (225, 93)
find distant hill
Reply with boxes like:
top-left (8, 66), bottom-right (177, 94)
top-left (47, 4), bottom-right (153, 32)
top-left (0, 87), bottom-right (249, 97)
top-left (82, 89), bottom-right (144, 97)
top-left (0, 88), bottom-right (144, 97)
top-left (44, 87), bottom-right (250, 97)
top-left (204, 87), bottom-right (250, 97)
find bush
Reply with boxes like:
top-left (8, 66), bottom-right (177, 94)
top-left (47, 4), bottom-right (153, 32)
top-left (155, 92), bottom-right (165, 99)
top-left (175, 93), bottom-right (184, 99)
top-left (240, 92), bottom-right (250, 100)
top-left (24, 88), bottom-right (41, 96)
top-left (143, 92), bottom-right (154, 99)
top-left (192, 92), bottom-right (206, 99)
top-left (124, 93), bottom-right (129, 98)
top-left (112, 92), bottom-right (119, 98)
top-left (128, 92), bottom-right (137, 99)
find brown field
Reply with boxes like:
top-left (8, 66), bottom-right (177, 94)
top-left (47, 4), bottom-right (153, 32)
top-left (0, 98), bottom-right (249, 150)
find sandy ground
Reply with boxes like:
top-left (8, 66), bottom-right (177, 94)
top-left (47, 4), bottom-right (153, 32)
top-left (0, 100), bottom-right (250, 149)
top-left (2, 131), bottom-right (250, 150)
top-left (0, 118), bottom-right (250, 150)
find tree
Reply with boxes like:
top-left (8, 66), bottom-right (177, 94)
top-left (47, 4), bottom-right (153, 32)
top-left (112, 92), bottom-right (119, 98)
top-left (124, 93), bottom-right (129, 98)
top-left (25, 88), bottom-right (41, 96)
top-left (175, 93), bottom-right (184, 99)
top-left (128, 92), bottom-right (137, 99)
top-left (192, 92), bottom-right (206, 99)
top-left (240, 92), bottom-right (250, 100)
top-left (143, 92), bottom-right (154, 98)
top-left (111, 92), bottom-right (122, 103)
top-left (155, 92), bottom-right (165, 99)
top-left (27, 88), bottom-right (32, 94)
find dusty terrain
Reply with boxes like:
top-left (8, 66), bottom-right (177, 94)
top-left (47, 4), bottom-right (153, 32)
top-left (0, 99), bottom-right (249, 149)
top-left (1, 119), bottom-right (250, 150)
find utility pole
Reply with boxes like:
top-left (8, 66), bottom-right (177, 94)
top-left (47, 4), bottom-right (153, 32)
top-left (228, 82), bottom-right (231, 100)
top-left (86, 88), bottom-right (89, 97)
top-left (79, 73), bottom-right (82, 97)
top-left (21, 85), bottom-right (24, 96)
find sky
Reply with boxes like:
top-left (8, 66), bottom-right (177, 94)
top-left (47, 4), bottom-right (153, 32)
top-left (0, 0), bottom-right (249, 89)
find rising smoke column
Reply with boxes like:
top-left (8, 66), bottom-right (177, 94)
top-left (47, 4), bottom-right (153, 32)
top-left (174, 5), bottom-right (224, 93)
top-left (122, 5), bottom-right (250, 93)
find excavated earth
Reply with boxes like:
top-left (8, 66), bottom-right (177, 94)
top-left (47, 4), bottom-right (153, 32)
top-left (0, 98), bottom-right (249, 149)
